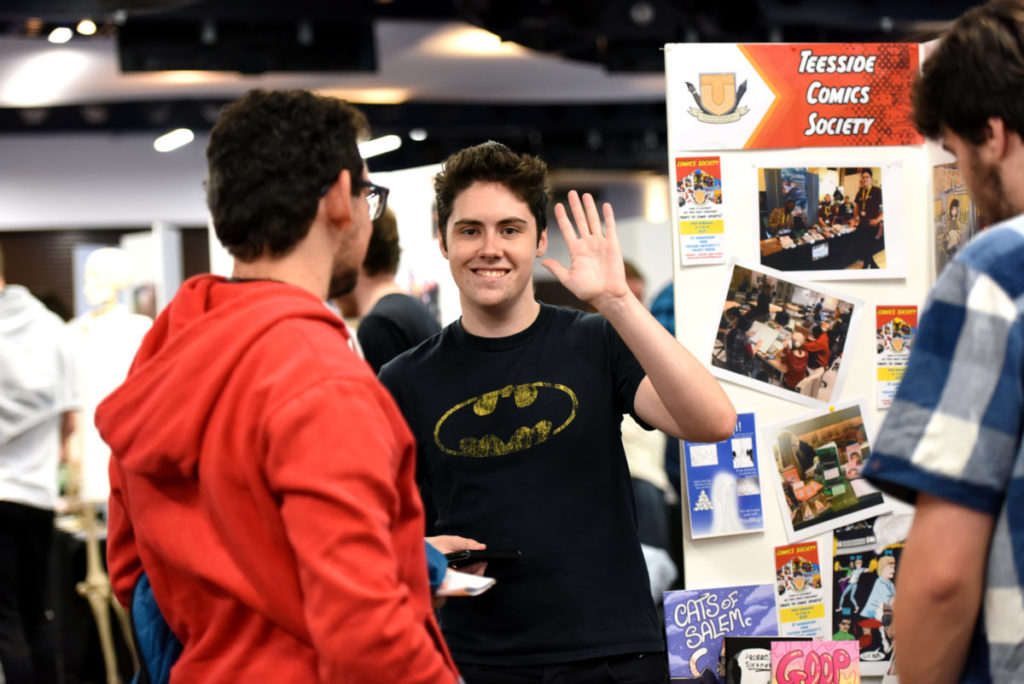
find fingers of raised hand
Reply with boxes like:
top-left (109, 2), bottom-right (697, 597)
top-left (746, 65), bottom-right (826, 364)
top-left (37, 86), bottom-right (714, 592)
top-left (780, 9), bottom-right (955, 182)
top-left (570, 190), bottom-right (605, 238)
top-left (553, 201), bottom-right (574, 238)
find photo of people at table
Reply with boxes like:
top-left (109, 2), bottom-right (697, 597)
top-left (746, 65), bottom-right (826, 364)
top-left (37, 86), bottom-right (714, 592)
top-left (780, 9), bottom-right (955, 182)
top-left (766, 402), bottom-right (889, 542)
top-left (758, 166), bottom-right (886, 276)
top-left (710, 262), bottom-right (858, 405)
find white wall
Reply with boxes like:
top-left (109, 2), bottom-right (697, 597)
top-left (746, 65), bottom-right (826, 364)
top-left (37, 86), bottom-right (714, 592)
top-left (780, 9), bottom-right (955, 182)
top-left (0, 132), bottom-right (210, 229)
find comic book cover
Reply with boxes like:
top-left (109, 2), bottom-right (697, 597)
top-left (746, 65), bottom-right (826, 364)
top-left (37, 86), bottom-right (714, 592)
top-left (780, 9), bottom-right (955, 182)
top-left (664, 584), bottom-right (778, 682)
top-left (832, 542), bottom-right (901, 676)
top-left (771, 640), bottom-right (860, 683)
top-left (723, 636), bottom-right (810, 684)
top-left (933, 161), bottom-right (986, 279)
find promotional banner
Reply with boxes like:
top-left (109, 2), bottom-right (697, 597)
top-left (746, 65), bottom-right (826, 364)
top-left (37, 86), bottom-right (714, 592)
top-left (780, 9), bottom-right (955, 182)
top-left (875, 305), bottom-right (917, 409)
top-left (666, 43), bottom-right (922, 151)
top-left (675, 155), bottom-right (726, 265)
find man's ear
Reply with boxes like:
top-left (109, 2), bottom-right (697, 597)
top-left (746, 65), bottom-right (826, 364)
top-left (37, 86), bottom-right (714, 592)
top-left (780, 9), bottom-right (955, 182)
top-left (324, 169), bottom-right (354, 227)
top-left (985, 116), bottom-right (1009, 161)
top-left (536, 228), bottom-right (548, 258)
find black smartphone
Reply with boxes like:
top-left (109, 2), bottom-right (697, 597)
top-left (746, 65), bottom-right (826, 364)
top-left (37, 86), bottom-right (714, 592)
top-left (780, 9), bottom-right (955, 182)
top-left (444, 549), bottom-right (521, 568)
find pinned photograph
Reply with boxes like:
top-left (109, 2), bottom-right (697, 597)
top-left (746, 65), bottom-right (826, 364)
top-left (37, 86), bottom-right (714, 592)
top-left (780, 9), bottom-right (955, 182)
top-left (708, 259), bottom-right (863, 407)
top-left (763, 400), bottom-right (890, 543)
top-left (757, 165), bottom-right (904, 280)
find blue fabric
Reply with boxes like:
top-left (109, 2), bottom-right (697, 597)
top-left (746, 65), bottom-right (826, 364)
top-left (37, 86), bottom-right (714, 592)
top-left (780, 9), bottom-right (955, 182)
top-left (865, 218), bottom-right (1024, 683)
top-left (131, 572), bottom-right (182, 684)
top-left (425, 541), bottom-right (449, 592)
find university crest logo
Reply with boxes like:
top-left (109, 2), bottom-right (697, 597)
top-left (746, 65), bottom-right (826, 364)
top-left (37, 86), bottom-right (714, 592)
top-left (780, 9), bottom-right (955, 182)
top-left (685, 73), bottom-right (749, 123)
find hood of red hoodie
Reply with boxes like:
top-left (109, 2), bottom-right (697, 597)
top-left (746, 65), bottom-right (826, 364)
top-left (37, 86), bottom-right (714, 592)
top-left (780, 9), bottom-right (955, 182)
top-left (96, 275), bottom-right (347, 480)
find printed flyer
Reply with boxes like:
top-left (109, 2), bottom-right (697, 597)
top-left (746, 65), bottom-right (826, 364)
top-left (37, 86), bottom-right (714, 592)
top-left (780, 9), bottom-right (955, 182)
top-left (683, 412), bottom-right (764, 539)
top-left (771, 641), bottom-right (860, 684)
top-left (665, 43), bottom-right (922, 151)
top-left (875, 305), bottom-right (917, 408)
top-left (675, 156), bottom-right (725, 265)
top-left (774, 541), bottom-right (827, 638)
top-left (665, 584), bottom-right (779, 683)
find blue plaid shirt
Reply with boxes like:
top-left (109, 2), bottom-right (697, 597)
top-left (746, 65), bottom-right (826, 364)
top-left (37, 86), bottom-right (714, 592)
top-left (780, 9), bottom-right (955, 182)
top-left (865, 217), bottom-right (1024, 684)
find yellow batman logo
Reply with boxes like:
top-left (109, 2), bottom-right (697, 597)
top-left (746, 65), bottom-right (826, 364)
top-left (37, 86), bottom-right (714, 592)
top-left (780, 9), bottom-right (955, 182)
top-left (433, 382), bottom-right (578, 458)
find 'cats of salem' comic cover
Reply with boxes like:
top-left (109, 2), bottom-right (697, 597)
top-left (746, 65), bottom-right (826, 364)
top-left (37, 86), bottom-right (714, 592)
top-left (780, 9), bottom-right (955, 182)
top-left (664, 584), bottom-right (778, 683)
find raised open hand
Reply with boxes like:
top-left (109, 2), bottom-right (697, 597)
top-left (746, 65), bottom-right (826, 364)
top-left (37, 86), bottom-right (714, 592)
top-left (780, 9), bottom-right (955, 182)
top-left (541, 191), bottom-right (630, 309)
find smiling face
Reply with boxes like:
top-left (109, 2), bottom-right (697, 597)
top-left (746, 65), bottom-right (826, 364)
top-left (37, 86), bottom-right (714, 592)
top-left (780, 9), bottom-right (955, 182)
top-left (860, 171), bottom-right (873, 189)
top-left (441, 181), bottom-right (548, 332)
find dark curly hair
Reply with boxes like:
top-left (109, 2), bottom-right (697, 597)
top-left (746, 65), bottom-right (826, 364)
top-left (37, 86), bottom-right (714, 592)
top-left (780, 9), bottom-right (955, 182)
top-left (206, 89), bottom-right (370, 261)
top-left (362, 207), bottom-right (400, 277)
top-left (913, 0), bottom-right (1024, 143)
top-left (433, 141), bottom-right (551, 250)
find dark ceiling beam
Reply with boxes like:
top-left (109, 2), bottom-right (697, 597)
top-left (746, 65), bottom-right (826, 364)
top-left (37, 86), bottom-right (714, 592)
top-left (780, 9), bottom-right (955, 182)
top-left (0, 98), bottom-right (671, 172)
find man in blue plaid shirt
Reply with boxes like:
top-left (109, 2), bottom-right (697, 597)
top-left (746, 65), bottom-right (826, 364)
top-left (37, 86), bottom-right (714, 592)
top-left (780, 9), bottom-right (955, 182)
top-left (864, 2), bottom-right (1024, 682)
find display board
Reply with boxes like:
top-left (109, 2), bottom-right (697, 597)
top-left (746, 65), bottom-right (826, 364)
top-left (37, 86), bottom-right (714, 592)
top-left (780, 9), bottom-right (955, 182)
top-left (665, 41), bottom-right (947, 682)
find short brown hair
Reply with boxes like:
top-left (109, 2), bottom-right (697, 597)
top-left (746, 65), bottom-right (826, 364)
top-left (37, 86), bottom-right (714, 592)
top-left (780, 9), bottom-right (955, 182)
top-left (913, 0), bottom-right (1024, 143)
top-left (433, 141), bottom-right (551, 249)
top-left (362, 207), bottom-right (400, 277)
top-left (206, 89), bottom-right (370, 261)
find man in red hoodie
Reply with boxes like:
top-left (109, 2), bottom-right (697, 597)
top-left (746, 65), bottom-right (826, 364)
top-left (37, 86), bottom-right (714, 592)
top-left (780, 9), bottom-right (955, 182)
top-left (96, 90), bottom-right (462, 683)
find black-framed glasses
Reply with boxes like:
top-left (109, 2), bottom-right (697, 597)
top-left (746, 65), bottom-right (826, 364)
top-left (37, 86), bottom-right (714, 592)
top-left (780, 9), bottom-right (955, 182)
top-left (319, 177), bottom-right (390, 222)
top-left (355, 179), bottom-right (390, 222)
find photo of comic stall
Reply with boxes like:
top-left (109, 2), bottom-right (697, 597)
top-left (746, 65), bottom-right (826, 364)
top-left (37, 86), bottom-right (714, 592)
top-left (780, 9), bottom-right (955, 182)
top-left (757, 166), bottom-right (889, 278)
top-left (764, 401), bottom-right (890, 543)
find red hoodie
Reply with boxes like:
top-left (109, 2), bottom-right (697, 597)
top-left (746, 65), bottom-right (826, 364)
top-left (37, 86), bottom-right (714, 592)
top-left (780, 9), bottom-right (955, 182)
top-left (98, 275), bottom-right (459, 683)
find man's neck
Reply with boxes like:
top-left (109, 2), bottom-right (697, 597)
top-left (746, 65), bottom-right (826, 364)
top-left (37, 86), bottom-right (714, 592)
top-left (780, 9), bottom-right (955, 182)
top-left (459, 297), bottom-right (541, 339)
top-left (232, 251), bottom-right (328, 301)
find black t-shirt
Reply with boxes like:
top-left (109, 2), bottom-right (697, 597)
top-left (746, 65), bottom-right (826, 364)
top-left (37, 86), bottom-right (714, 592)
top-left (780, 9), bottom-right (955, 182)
top-left (357, 293), bottom-right (441, 374)
top-left (855, 185), bottom-right (883, 224)
top-left (379, 304), bottom-right (663, 665)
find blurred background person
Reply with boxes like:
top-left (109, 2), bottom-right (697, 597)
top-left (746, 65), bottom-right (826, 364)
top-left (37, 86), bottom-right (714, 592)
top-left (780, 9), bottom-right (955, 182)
top-left (335, 207), bottom-right (441, 374)
top-left (621, 262), bottom-right (678, 599)
top-left (0, 243), bottom-right (80, 684)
